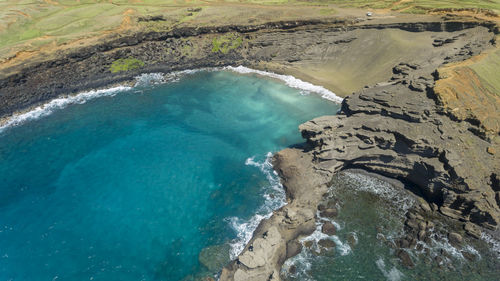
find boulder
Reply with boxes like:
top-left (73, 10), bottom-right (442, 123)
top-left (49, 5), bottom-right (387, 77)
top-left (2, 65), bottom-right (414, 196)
top-left (347, 233), bottom-right (358, 247)
top-left (321, 222), bottom-right (336, 235)
top-left (464, 222), bottom-right (482, 239)
top-left (318, 239), bottom-right (336, 249)
top-left (396, 249), bottom-right (415, 268)
top-left (303, 240), bottom-right (313, 248)
top-left (320, 208), bottom-right (338, 218)
top-left (448, 232), bottom-right (463, 246)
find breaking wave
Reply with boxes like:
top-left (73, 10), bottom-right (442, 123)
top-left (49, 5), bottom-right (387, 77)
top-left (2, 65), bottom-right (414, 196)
top-left (375, 258), bottom-right (405, 281)
top-left (227, 152), bottom-right (286, 259)
top-left (342, 172), bottom-right (416, 215)
top-left (0, 86), bottom-right (131, 133)
top-left (224, 66), bottom-right (343, 103)
top-left (1, 66), bottom-right (341, 133)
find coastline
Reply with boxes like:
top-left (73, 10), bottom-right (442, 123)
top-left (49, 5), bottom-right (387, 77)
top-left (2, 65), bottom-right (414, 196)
top-left (0, 66), bottom-right (343, 133)
top-left (1, 14), bottom-right (499, 280)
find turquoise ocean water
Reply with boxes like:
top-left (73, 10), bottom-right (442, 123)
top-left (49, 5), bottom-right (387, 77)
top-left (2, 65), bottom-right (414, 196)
top-left (0, 70), bottom-right (338, 281)
top-left (1, 69), bottom-right (498, 281)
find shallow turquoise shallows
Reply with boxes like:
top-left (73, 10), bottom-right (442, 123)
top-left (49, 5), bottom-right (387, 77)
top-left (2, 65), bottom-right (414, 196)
top-left (0, 70), bottom-right (339, 281)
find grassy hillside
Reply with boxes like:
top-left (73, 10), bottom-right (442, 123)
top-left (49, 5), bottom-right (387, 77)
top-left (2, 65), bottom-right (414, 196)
top-left (330, 0), bottom-right (500, 13)
top-left (470, 40), bottom-right (500, 96)
top-left (1, 1), bottom-right (499, 63)
top-left (0, 1), bottom-right (331, 62)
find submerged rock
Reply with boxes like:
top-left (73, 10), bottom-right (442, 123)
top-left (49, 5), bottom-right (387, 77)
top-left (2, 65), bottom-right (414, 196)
top-left (303, 240), bottom-right (313, 249)
top-left (198, 243), bottom-right (231, 273)
top-left (396, 249), bottom-right (415, 268)
top-left (347, 233), bottom-right (358, 248)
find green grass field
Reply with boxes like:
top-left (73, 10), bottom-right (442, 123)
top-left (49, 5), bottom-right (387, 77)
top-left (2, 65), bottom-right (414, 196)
top-left (328, 0), bottom-right (500, 11)
top-left (470, 39), bottom-right (500, 96)
top-left (0, 0), bottom-right (499, 63)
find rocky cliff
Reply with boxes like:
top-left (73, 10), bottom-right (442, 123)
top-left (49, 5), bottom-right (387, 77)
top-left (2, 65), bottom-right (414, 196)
top-left (218, 22), bottom-right (499, 281)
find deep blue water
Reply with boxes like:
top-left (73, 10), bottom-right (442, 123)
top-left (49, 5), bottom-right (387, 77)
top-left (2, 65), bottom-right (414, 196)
top-left (0, 70), bottom-right (339, 281)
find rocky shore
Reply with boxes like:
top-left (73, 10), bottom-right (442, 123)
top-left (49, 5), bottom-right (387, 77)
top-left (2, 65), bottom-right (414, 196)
top-left (219, 20), bottom-right (500, 281)
top-left (1, 14), bottom-right (499, 281)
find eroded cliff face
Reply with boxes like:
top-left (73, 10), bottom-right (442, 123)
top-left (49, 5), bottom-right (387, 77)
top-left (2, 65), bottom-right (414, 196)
top-left (299, 29), bottom-right (500, 229)
top-left (219, 25), bottom-right (499, 280)
top-left (0, 18), bottom-right (497, 119)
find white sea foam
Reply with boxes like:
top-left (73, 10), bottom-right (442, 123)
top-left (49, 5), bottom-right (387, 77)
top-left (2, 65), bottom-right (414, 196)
top-left (317, 209), bottom-right (344, 231)
top-left (283, 248), bottom-right (315, 281)
top-left (481, 232), bottom-right (500, 259)
top-left (375, 257), bottom-right (405, 281)
top-left (134, 72), bottom-right (166, 87)
top-left (163, 68), bottom-right (214, 83)
top-left (0, 86), bottom-right (131, 133)
top-left (227, 213), bottom-right (271, 259)
top-left (342, 172), bottom-right (416, 214)
top-left (224, 65), bottom-right (343, 103)
top-left (284, 219), bottom-right (351, 280)
top-left (300, 219), bottom-right (352, 256)
top-left (1, 66), bottom-right (341, 133)
top-left (227, 152), bottom-right (286, 259)
top-left (135, 69), bottom-right (212, 86)
top-left (428, 231), bottom-right (468, 260)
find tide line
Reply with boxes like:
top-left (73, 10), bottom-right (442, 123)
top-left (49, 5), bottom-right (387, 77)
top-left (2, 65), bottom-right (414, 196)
top-left (224, 65), bottom-right (343, 103)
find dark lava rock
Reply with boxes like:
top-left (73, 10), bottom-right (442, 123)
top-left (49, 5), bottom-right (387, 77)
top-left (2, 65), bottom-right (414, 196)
top-left (448, 232), bottom-right (463, 246)
top-left (318, 239), bottom-right (336, 249)
top-left (320, 208), bottom-right (338, 218)
top-left (396, 249), bottom-right (415, 268)
top-left (461, 251), bottom-right (476, 262)
top-left (321, 222), bottom-right (336, 235)
top-left (347, 233), bottom-right (358, 247)
top-left (398, 238), bottom-right (410, 248)
top-left (303, 240), bottom-right (313, 249)
top-left (435, 255), bottom-right (444, 267)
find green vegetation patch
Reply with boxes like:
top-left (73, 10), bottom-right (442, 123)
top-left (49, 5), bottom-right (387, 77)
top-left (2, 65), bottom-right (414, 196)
top-left (470, 45), bottom-right (500, 97)
top-left (110, 57), bottom-right (145, 73)
top-left (181, 44), bottom-right (194, 56)
top-left (320, 8), bottom-right (336, 15)
top-left (211, 33), bottom-right (243, 54)
top-left (326, 0), bottom-right (500, 13)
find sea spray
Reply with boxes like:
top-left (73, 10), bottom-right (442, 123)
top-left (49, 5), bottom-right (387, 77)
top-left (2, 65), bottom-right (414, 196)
top-left (227, 152), bottom-right (286, 259)
top-left (1, 67), bottom-right (342, 134)
top-left (375, 258), bottom-right (405, 281)
top-left (134, 73), bottom-right (166, 87)
top-left (480, 232), bottom-right (500, 259)
top-left (224, 66), bottom-right (343, 103)
top-left (0, 86), bottom-right (131, 133)
top-left (300, 218), bottom-right (352, 256)
top-left (341, 172), bottom-right (416, 215)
